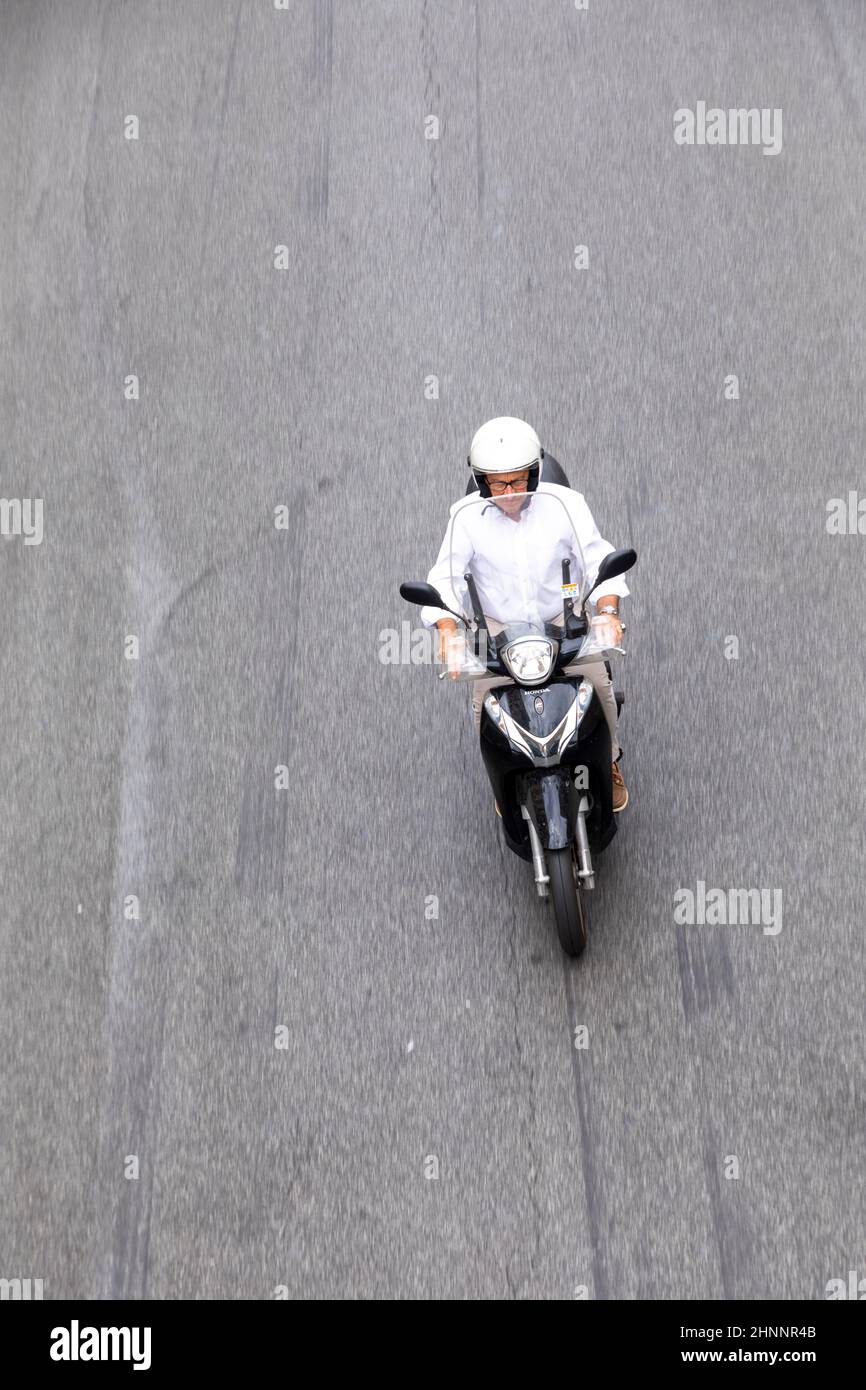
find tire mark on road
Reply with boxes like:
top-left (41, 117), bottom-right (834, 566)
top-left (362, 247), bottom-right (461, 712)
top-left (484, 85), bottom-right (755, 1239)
top-left (420, 0), bottom-right (444, 245)
top-left (675, 925), bottom-right (735, 1023)
top-left (94, 492), bottom-right (178, 1299)
top-left (199, 0), bottom-right (243, 288)
top-left (493, 831), bottom-right (542, 1298)
top-left (701, 1121), bottom-right (736, 1299)
top-left (562, 958), bottom-right (610, 1300)
top-left (310, 0), bottom-right (333, 225)
top-left (474, 0), bottom-right (484, 219)
top-left (816, 0), bottom-right (866, 140)
top-left (234, 490), bottom-right (309, 896)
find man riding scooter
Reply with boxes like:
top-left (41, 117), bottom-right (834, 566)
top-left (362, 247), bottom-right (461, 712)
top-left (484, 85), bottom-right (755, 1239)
top-left (419, 416), bottom-right (631, 812)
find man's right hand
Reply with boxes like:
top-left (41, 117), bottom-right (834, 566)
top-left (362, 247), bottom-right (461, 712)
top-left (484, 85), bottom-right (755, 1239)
top-left (436, 619), bottom-right (463, 679)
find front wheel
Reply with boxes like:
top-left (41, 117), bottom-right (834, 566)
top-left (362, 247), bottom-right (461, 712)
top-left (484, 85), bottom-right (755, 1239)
top-left (548, 848), bottom-right (588, 957)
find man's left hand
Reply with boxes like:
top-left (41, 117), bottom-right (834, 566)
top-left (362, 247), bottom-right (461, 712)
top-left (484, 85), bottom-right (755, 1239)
top-left (591, 613), bottom-right (623, 647)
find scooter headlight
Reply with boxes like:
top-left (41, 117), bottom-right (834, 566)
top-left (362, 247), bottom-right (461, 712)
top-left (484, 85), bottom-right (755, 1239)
top-left (501, 637), bottom-right (556, 686)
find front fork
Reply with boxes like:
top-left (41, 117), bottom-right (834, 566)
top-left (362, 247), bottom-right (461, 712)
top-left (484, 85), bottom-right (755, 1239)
top-left (521, 807), bottom-right (550, 896)
top-left (520, 771), bottom-right (594, 897)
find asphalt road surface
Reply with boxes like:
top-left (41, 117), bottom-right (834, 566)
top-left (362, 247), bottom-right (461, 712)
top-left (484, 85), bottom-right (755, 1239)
top-left (2, 0), bottom-right (865, 1300)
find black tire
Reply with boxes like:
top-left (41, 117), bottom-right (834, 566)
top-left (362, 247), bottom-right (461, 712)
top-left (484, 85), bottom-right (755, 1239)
top-left (548, 847), bottom-right (588, 957)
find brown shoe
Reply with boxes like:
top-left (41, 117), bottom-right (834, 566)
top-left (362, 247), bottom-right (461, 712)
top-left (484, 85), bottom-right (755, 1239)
top-left (612, 761), bottom-right (629, 813)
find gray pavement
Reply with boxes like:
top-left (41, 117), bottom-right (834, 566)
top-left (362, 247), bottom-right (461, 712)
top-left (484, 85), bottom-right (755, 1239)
top-left (1, 0), bottom-right (864, 1299)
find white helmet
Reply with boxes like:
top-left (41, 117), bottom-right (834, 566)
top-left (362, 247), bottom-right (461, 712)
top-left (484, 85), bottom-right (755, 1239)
top-left (468, 416), bottom-right (544, 495)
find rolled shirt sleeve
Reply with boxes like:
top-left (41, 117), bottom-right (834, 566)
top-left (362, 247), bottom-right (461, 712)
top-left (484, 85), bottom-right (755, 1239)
top-left (419, 511), bottom-right (473, 628)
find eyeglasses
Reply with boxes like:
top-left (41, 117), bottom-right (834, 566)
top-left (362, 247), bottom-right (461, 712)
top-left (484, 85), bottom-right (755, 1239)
top-left (488, 476), bottom-right (530, 495)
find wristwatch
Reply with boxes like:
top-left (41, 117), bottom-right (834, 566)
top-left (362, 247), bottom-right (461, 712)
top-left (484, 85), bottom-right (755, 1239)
top-left (596, 605), bottom-right (626, 632)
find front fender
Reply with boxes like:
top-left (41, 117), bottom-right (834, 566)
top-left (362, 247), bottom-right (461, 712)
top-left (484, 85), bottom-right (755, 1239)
top-left (518, 769), bottom-right (578, 851)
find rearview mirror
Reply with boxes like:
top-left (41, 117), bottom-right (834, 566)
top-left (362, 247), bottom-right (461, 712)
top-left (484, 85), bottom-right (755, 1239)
top-left (399, 581), bottom-right (467, 624)
top-left (399, 581), bottom-right (446, 608)
top-left (591, 548), bottom-right (637, 593)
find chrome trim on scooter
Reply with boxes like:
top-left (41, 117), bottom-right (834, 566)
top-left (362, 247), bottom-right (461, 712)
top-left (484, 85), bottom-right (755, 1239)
top-left (521, 804), bottom-right (550, 897)
top-left (574, 794), bottom-right (594, 890)
top-left (485, 692), bottom-right (583, 767)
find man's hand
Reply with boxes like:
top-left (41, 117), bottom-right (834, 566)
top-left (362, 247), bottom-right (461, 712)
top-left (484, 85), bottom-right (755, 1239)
top-left (591, 614), bottom-right (623, 646)
top-left (436, 619), bottom-right (463, 679)
top-left (589, 592), bottom-right (622, 644)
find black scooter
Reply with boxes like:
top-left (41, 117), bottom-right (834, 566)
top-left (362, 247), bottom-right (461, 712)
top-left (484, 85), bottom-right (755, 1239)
top-left (400, 461), bottom-right (636, 957)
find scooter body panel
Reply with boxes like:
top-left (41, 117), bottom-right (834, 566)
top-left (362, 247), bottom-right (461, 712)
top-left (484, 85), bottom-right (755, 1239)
top-left (479, 677), bottom-right (616, 859)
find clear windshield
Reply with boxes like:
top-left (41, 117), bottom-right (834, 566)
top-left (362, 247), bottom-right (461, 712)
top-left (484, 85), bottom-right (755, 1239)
top-left (448, 489), bottom-right (587, 630)
top-left (437, 489), bottom-right (622, 680)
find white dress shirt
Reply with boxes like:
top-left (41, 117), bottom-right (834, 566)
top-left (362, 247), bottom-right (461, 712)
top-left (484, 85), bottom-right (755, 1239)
top-left (420, 482), bottom-right (630, 629)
